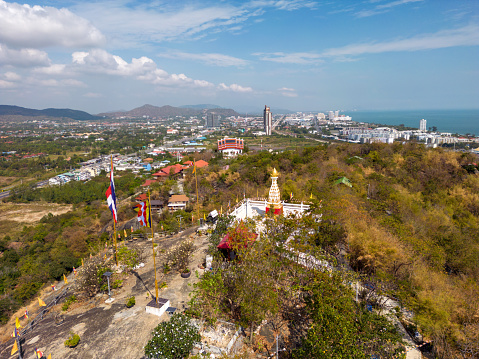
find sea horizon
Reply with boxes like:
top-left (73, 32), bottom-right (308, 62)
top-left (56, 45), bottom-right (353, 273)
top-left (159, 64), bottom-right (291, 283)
top-left (342, 109), bottom-right (479, 136)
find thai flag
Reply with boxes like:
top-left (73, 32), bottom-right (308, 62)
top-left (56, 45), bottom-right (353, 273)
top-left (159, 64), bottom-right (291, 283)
top-left (105, 164), bottom-right (117, 223)
top-left (24, 309), bottom-right (28, 319)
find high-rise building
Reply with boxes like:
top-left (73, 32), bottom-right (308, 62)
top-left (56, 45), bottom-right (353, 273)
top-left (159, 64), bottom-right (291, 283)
top-left (328, 111), bottom-right (335, 120)
top-left (419, 118), bottom-right (427, 132)
top-left (206, 113), bottom-right (220, 128)
top-left (264, 105), bottom-right (272, 135)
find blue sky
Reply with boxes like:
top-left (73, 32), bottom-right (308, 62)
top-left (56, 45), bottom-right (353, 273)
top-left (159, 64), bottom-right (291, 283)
top-left (0, 0), bottom-right (478, 114)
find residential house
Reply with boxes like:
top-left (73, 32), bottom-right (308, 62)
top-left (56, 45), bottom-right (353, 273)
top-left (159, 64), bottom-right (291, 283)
top-left (168, 195), bottom-right (189, 211)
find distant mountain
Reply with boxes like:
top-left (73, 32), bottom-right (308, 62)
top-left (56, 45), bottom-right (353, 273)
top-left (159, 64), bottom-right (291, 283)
top-left (179, 104), bottom-right (223, 110)
top-left (98, 104), bottom-right (240, 119)
top-left (0, 105), bottom-right (100, 121)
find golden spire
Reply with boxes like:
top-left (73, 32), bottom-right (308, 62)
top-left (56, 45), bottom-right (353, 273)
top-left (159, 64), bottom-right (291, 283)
top-left (272, 168), bottom-right (279, 177)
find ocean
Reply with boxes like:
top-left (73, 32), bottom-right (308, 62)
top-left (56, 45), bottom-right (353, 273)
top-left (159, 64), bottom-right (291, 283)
top-left (346, 110), bottom-right (479, 136)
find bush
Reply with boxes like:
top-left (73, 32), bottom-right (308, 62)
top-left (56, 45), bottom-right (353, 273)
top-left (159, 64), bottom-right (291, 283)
top-left (76, 256), bottom-right (111, 297)
top-left (144, 313), bottom-right (201, 359)
top-left (117, 245), bottom-right (140, 270)
top-left (64, 331), bottom-right (80, 347)
top-left (62, 295), bottom-right (77, 311)
top-left (126, 296), bottom-right (135, 308)
top-left (162, 239), bottom-right (196, 273)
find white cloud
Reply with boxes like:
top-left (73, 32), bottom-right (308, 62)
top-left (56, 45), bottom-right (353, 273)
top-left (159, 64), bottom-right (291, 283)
top-left (83, 92), bottom-right (103, 98)
top-left (0, 44), bottom-right (50, 67)
top-left (0, 0), bottom-right (105, 49)
top-left (3, 71), bottom-right (20, 81)
top-left (0, 79), bottom-right (14, 88)
top-left (246, 0), bottom-right (317, 11)
top-left (71, 49), bottom-right (216, 89)
top-left (256, 25), bottom-right (479, 63)
top-left (158, 51), bottom-right (249, 67)
top-left (278, 87), bottom-right (298, 97)
top-left (253, 51), bottom-right (322, 64)
top-left (356, 0), bottom-right (423, 17)
top-left (322, 24), bottom-right (479, 56)
top-left (72, 0), bottom-right (317, 47)
top-left (74, 2), bottom-right (247, 45)
top-left (376, 0), bottom-right (423, 10)
top-left (218, 83), bottom-right (253, 92)
top-left (33, 64), bottom-right (67, 76)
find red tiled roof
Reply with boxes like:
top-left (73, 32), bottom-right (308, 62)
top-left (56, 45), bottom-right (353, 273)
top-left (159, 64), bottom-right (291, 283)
top-left (135, 193), bottom-right (147, 201)
top-left (195, 160), bottom-right (209, 168)
top-left (153, 163), bottom-right (184, 177)
top-left (141, 179), bottom-right (157, 187)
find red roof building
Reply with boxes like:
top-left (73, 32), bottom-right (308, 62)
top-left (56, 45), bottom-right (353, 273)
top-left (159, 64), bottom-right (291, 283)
top-left (135, 193), bottom-right (147, 201)
top-left (141, 179), bottom-right (157, 187)
top-left (195, 160), bottom-right (209, 168)
top-left (152, 163), bottom-right (184, 179)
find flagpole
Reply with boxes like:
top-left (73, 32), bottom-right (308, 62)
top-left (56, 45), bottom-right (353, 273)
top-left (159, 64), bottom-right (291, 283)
top-left (111, 155), bottom-right (118, 266)
top-left (149, 190), bottom-right (159, 302)
top-left (17, 335), bottom-right (22, 359)
top-left (194, 160), bottom-right (200, 224)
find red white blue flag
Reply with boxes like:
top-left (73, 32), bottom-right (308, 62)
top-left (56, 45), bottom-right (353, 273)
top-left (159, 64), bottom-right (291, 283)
top-left (35, 347), bottom-right (43, 358)
top-left (105, 158), bottom-right (117, 223)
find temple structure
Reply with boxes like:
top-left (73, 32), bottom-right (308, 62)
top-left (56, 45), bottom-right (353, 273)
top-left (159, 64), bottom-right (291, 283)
top-left (228, 168), bottom-right (309, 220)
top-left (265, 168), bottom-right (283, 214)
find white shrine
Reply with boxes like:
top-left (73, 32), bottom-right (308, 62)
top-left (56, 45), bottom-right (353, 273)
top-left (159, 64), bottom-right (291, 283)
top-left (228, 168), bottom-right (310, 220)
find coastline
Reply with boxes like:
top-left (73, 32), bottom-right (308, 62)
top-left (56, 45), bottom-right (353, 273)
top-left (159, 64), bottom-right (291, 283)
top-left (347, 109), bottom-right (479, 136)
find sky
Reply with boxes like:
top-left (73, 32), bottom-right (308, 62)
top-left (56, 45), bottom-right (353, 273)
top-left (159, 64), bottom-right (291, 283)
top-left (0, 0), bottom-right (478, 114)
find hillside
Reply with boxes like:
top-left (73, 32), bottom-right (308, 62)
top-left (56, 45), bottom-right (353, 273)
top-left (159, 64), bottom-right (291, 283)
top-left (0, 105), bottom-right (100, 121)
top-left (1, 141), bottom-right (479, 358)
top-left (97, 104), bottom-right (240, 118)
top-left (181, 142), bottom-right (479, 358)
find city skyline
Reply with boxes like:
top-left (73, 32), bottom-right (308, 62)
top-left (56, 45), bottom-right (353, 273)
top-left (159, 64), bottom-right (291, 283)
top-left (0, 0), bottom-right (478, 114)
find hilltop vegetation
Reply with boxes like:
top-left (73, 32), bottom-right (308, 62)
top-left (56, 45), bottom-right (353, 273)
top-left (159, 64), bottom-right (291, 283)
top-left (1, 141), bottom-right (478, 358)
top-left (184, 142), bottom-right (479, 358)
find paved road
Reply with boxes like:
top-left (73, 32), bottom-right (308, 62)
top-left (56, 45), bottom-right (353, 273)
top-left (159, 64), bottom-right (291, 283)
top-left (0, 190), bottom-right (10, 200)
top-left (0, 179), bottom-right (49, 200)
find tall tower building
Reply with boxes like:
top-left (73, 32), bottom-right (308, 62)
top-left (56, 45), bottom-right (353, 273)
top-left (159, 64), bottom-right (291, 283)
top-left (207, 113), bottom-right (220, 128)
top-left (419, 118), bottom-right (427, 132)
top-left (264, 105), bottom-right (272, 135)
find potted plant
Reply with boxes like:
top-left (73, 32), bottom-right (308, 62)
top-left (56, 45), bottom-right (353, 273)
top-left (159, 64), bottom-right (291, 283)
top-left (64, 331), bottom-right (80, 348)
top-left (180, 268), bottom-right (191, 278)
top-left (126, 296), bottom-right (136, 308)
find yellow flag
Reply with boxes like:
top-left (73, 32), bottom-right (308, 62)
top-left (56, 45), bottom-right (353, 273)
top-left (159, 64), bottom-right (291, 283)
top-left (310, 192), bottom-right (313, 199)
top-left (124, 229), bottom-right (127, 237)
top-left (15, 317), bottom-right (22, 329)
top-left (47, 354), bottom-right (52, 359)
top-left (192, 165), bottom-right (196, 174)
top-left (63, 274), bottom-right (68, 284)
top-left (81, 258), bottom-right (84, 266)
top-left (203, 213), bottom-right (206, 221)
top-left (38, 298), bottom-right (46, 307)
top-left (11, 339), bottom-right (18, 355)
